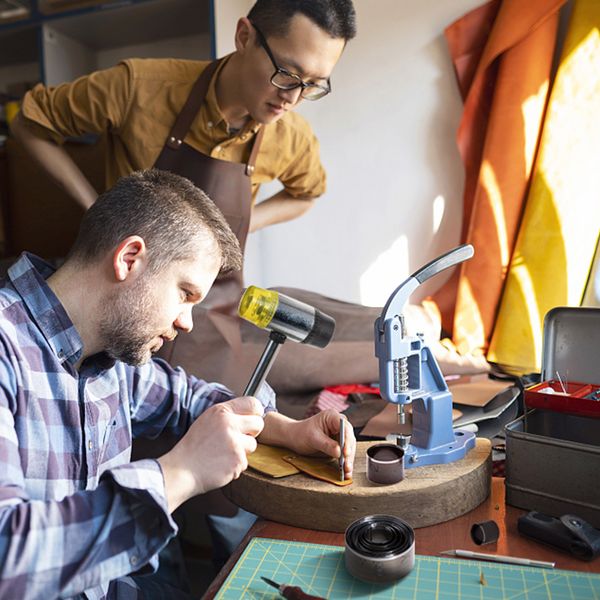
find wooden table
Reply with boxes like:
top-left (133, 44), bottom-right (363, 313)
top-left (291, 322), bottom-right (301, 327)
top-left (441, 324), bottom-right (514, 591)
top-left (203, 478), bottom-right (600, 598)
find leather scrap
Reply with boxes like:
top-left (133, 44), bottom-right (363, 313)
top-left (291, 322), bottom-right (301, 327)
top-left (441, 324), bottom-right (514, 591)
top-left (283, 455), bottom-right (353, 487)
top-left (248, 443), bottom-right (300, 478)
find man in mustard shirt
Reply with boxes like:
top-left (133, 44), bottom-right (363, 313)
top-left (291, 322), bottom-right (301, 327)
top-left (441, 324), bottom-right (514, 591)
top-left (11, 0), bottom-right (354, 234)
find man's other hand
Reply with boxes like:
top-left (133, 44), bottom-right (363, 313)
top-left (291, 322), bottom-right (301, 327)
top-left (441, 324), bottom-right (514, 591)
top-left (158, 396), bottom-right (264, 513)
top-left (259, 410), bottom-right (356, 480)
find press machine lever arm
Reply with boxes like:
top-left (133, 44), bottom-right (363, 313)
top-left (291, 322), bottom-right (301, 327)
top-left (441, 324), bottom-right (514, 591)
top-left (378, 244), bottom-right (474, 327)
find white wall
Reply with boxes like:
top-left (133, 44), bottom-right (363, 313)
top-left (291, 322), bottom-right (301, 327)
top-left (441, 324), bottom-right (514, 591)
top-left (217, 0), bottom-right (484, 305)
top-left (214, 0), bottom-right (254, 55)
top-left (43, 25), bottom-right (96, 87)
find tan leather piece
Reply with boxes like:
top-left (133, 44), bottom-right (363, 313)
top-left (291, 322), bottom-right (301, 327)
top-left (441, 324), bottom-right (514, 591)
top-left (282, 455), bottom-right (353, 487)
top-left (247, 444), bottom-right (300, 478)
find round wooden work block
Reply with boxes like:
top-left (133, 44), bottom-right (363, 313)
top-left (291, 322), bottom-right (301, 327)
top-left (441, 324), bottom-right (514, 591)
top-left (224, 439), bottom-right (492, 532)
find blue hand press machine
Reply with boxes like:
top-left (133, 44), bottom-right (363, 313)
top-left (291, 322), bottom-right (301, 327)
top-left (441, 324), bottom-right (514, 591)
top-left (375, 244), bottom-right (476, 468)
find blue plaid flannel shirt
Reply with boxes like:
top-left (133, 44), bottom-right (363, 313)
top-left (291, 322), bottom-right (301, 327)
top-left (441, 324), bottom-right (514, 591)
top-left (0, 253), bottom-right (275, 599)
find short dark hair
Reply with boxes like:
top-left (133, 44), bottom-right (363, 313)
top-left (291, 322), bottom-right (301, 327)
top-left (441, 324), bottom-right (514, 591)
top-left (247, 0), bottom-right (356, 41)
top-left (68, 169), bottom-right (242, 274)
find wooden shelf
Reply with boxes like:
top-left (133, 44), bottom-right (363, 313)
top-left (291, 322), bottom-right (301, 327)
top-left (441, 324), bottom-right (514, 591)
top-left (44, 0), bottom-right (210, 50)
top-left (0, 0), bottom-right (215, 256)
top-left (0, 0), bottom-right (213, 74)
top-left (0, 23), bottom-right (38, 67)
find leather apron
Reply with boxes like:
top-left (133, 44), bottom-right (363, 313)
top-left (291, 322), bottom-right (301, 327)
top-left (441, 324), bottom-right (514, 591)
top-left (152, 60), bottom-right (380, 400)
top-left (152, 59), bottom-right (270, 388)
top-left (153, 59), bottom-right (264, 314)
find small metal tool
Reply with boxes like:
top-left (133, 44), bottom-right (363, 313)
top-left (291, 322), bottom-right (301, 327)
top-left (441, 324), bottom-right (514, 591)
top-left (339, 417), bottom-right (345, 481)
top-left (555, 370), bottom-right (567, 393)
top-left (260, 576), bottom-right (325, 599)
top-left (440, 549), bottom-right (555, 569)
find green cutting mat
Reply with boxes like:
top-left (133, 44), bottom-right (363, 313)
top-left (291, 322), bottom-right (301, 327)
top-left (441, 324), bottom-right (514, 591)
top-left (214, 537), bottom-right (600, 599)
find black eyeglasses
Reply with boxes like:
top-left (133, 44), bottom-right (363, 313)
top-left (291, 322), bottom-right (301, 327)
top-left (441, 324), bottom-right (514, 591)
top-left (251, 22), bottom-right (331, 101)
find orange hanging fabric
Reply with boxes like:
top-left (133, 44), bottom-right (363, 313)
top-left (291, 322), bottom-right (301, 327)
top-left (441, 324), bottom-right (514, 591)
top-left (488, 0), bottom-right (600, 373)
top-left (431, 0), bottom-right (565, 356)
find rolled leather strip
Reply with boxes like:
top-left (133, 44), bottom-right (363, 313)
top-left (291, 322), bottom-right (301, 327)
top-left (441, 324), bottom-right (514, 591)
top-left (366, 444), bottom-right (404, 485)
top-left (471, 520), bottom-right (500, 545)
top-left (345, 515), bottom-right (415, 583)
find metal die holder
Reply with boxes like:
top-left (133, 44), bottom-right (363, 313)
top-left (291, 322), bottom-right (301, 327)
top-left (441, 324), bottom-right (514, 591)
top-left (345, 515), bottom-right (415, 583)
top-left (366, 444), bottom-right (405, 485)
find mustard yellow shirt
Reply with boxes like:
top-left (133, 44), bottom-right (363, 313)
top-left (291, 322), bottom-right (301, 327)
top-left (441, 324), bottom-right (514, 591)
top-left (21, 58), bottom-right (326, 202)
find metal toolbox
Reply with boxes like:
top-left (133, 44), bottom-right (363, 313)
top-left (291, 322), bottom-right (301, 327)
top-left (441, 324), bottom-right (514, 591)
top-left (505, 307), bottom-right (600, 527)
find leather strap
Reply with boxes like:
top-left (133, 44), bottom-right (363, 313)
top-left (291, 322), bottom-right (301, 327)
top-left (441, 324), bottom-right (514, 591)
top-left (245, 126), bottom-right (264, 176)
top-left (165, 59), bottom-right (265, 176)
top-left (165, 60), bottom-right (219, 149)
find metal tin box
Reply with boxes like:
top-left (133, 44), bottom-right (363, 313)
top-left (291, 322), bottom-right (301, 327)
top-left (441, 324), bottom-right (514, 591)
top-left (505, 410), bottom-right (600, 527)
top-left (505, 307), bottom-right (600, 527)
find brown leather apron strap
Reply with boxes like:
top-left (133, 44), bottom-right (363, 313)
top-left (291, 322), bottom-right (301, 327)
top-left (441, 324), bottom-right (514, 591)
top-left (166, 60), bottom-right (220, 150)
top-left (165, 59), bottom-right (266, 177)
top-left (245, 126), bottom-right (265, 176)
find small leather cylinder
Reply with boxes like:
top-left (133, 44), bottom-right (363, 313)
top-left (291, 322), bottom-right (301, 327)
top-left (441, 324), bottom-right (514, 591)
top-left (471, 520), bottom-right (500, 545)
top-left (366, 444), bottom-right (404, 485)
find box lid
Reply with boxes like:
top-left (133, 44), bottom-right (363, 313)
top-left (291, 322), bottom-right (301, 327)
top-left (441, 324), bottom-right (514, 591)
top-left (541, 307), bottom-right (600, 384)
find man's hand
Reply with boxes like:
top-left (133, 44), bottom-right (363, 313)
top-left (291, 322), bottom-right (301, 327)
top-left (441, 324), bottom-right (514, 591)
top-left (158, 396), bottom-right (264, 513)
top-left (259, 410), bottom-right (356, 479)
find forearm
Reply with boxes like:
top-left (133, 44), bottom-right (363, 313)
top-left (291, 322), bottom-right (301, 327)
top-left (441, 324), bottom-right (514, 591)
top-left (0, 459), bottom-right (176, 599)
top-left (10, 112), bottom-right (98, 210)
top-left (249, 190), bottom-right (316, 232)
top-left (258, 411), bottom-right (300, 450)
top-left (157, 452), bottom-right (198, 513)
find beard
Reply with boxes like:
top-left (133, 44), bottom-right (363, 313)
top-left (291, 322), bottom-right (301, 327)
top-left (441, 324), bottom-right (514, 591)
top-left (98, 279), bottom-right (172, 366)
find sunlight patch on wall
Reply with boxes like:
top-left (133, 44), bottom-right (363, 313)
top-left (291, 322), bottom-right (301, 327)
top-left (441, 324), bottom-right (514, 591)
top-left (432, 194), bottom-right (445, 234)
top-left (360, 235), bottom-right (409, 307)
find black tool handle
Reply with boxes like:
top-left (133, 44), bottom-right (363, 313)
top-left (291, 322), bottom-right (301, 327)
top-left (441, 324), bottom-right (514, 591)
top-left (281, 584), bottom-right (326, 599)
top-left (517, 511), bottom-right (600, 561)
top-left (243, 331), bottom-right (286, 396)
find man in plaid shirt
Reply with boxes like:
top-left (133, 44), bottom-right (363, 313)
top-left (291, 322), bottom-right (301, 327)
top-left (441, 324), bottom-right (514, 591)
top-left (0, 170), bottom-right (355, 599)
